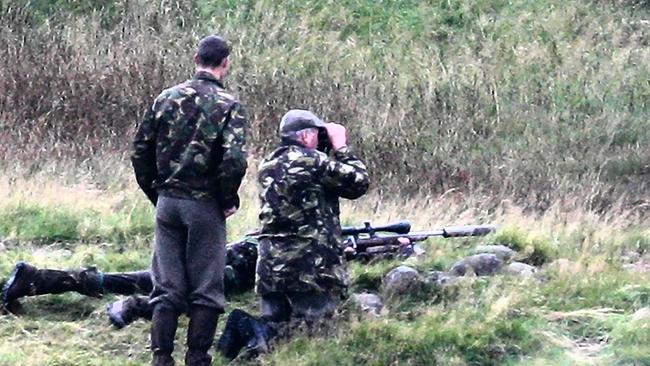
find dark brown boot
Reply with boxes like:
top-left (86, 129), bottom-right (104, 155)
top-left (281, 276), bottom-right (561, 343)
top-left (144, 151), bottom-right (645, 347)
top-left (106, 295), bottom-right (153, 329)
top-left (185, 305), bottom-right (220, 366)
top-left (216, 309), bottom-right (247, 360)
top-left (2, 262), bottom-right (38, 309)
top-left (2, 261), bottom-right (103, 311)
top-left (216, 309), bottom-right (274, 361)
top-left (151, 305), bottom-right (179, 366)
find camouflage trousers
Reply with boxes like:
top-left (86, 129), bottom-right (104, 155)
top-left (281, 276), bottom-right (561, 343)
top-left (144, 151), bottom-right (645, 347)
top-left (260, 291), bottom-right (340, 324)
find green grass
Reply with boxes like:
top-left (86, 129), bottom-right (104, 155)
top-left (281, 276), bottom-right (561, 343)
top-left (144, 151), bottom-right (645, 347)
top-left (0, 202), bottom-right (154, 245)
top-left (609, 314), bottom-right (650, 365)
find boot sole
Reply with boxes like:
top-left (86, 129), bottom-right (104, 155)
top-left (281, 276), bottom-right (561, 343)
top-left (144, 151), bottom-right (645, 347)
top-left (106, 302), bottom-right (127, 329)
top-left (2, 262), bottom-right (27, 307)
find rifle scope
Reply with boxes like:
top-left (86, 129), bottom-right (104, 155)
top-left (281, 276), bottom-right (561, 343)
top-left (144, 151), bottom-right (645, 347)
top-left (341, 220), bottom-right (411, 236)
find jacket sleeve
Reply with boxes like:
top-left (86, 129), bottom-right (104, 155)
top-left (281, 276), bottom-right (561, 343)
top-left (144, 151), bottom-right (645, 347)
top-left (216, 102), bottom-right (248, 209)
top-left (320, 147), bottom-right (370, 199)
top-left (131, 100), bottom-right (160, 206)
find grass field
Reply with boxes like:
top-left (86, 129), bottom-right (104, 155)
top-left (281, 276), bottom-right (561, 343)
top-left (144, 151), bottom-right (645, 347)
top-left (1, 0), bottom-right (650, 364)
top-left (1, 168), bottom-right (649, 365)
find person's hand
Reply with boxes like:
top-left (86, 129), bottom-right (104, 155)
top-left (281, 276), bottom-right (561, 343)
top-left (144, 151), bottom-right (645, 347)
top-left (324, 123), bottom-right (347, 150)
top-left (397, 237), bottom-right (411, 246)
top-left (224, 207), bottom-right (238, 218)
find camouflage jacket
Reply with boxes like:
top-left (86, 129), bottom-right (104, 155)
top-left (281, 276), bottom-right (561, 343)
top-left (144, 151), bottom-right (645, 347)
top-left (224, 235), bottom-right (259, 295)
top-left (131, 71), bottom-right (248, 209)
top-left (255, 143), bottom-right (369, 297)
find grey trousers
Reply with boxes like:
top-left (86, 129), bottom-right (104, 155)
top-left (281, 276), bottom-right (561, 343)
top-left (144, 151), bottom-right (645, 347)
top-left (150, 196), bottom-right (227, 313)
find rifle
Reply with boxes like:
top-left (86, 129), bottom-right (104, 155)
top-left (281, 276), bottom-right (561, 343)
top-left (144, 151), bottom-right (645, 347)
top-left (341, 220), bottom-right (496, 262)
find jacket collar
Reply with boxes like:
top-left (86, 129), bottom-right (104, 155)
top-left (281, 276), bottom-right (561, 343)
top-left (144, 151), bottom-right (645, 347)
top-left (280, 137), bottom-right (305, 148)
top-left (193, 71), bottom-right (225, 88)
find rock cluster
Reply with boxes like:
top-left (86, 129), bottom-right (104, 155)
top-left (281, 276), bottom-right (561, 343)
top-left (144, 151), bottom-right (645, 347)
top-left (350, 244), bottom-right (546, 315)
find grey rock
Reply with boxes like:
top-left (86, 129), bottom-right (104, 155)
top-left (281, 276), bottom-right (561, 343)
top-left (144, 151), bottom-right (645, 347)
top-left (632, 308), bottom-right (650, 323)
top-left (449, 254), bottom-right (504, 276)
top-left (503, 262), bottom-right (537, 277)
top-left (0, 238), bottom-right (17, 250)
top-left (425, 270), bottom-right (455, 285)
top-left (622, 263), bottom-right (637, 272)
top-left (472, 245), bottom-right (516, 262)
top-left (622, 261), bottom-right (650, 273)
top-left (351, 293), bottom-right (383, 316)
top-left (622, 252), bottom-right (641, 264)
top-left (382, 265), bottom-right (423, 296)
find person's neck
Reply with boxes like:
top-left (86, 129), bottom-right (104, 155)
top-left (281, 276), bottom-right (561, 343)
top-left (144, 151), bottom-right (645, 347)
top-left (196, 66), bottom-right (224, 82)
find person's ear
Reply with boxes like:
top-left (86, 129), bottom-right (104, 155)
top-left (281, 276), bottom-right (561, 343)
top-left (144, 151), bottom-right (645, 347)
top-left (194, 53), bottom-right (200, 65)
top-left (221, 57), bottom-right (230, 69)
top-left (302, 131), bottom-right (313, 146)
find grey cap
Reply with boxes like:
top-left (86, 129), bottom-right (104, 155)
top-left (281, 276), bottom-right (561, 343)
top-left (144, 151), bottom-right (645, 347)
top-left (279, 109), bottom-right (326, 136)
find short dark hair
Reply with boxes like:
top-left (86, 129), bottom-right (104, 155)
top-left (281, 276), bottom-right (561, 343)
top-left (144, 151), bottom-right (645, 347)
top-left (195, 35), bottom-right (230, 67)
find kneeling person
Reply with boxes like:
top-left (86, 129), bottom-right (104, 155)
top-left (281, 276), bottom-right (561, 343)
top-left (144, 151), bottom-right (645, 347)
top-left (218, 110), bottom-right (370, 359)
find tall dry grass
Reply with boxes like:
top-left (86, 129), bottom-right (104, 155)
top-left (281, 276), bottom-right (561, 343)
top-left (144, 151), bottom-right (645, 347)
top-left (1, 0), bottom-right (649, 212)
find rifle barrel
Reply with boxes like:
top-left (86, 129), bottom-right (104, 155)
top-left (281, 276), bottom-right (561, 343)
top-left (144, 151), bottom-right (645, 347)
top-left (353, 225), bottom-right (496, 243)
top-left (442, 225), bottom-right (496, 237)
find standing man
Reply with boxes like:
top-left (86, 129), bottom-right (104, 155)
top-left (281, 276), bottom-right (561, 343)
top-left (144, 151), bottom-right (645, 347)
top-left (131, 35), bottom-right (247, 366)
top-left (218, 110), bottom-right (369, 359)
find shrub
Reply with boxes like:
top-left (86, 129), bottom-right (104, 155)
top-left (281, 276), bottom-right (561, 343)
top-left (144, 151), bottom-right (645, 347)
top-left (493, 226), bottom-right (557, 266)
